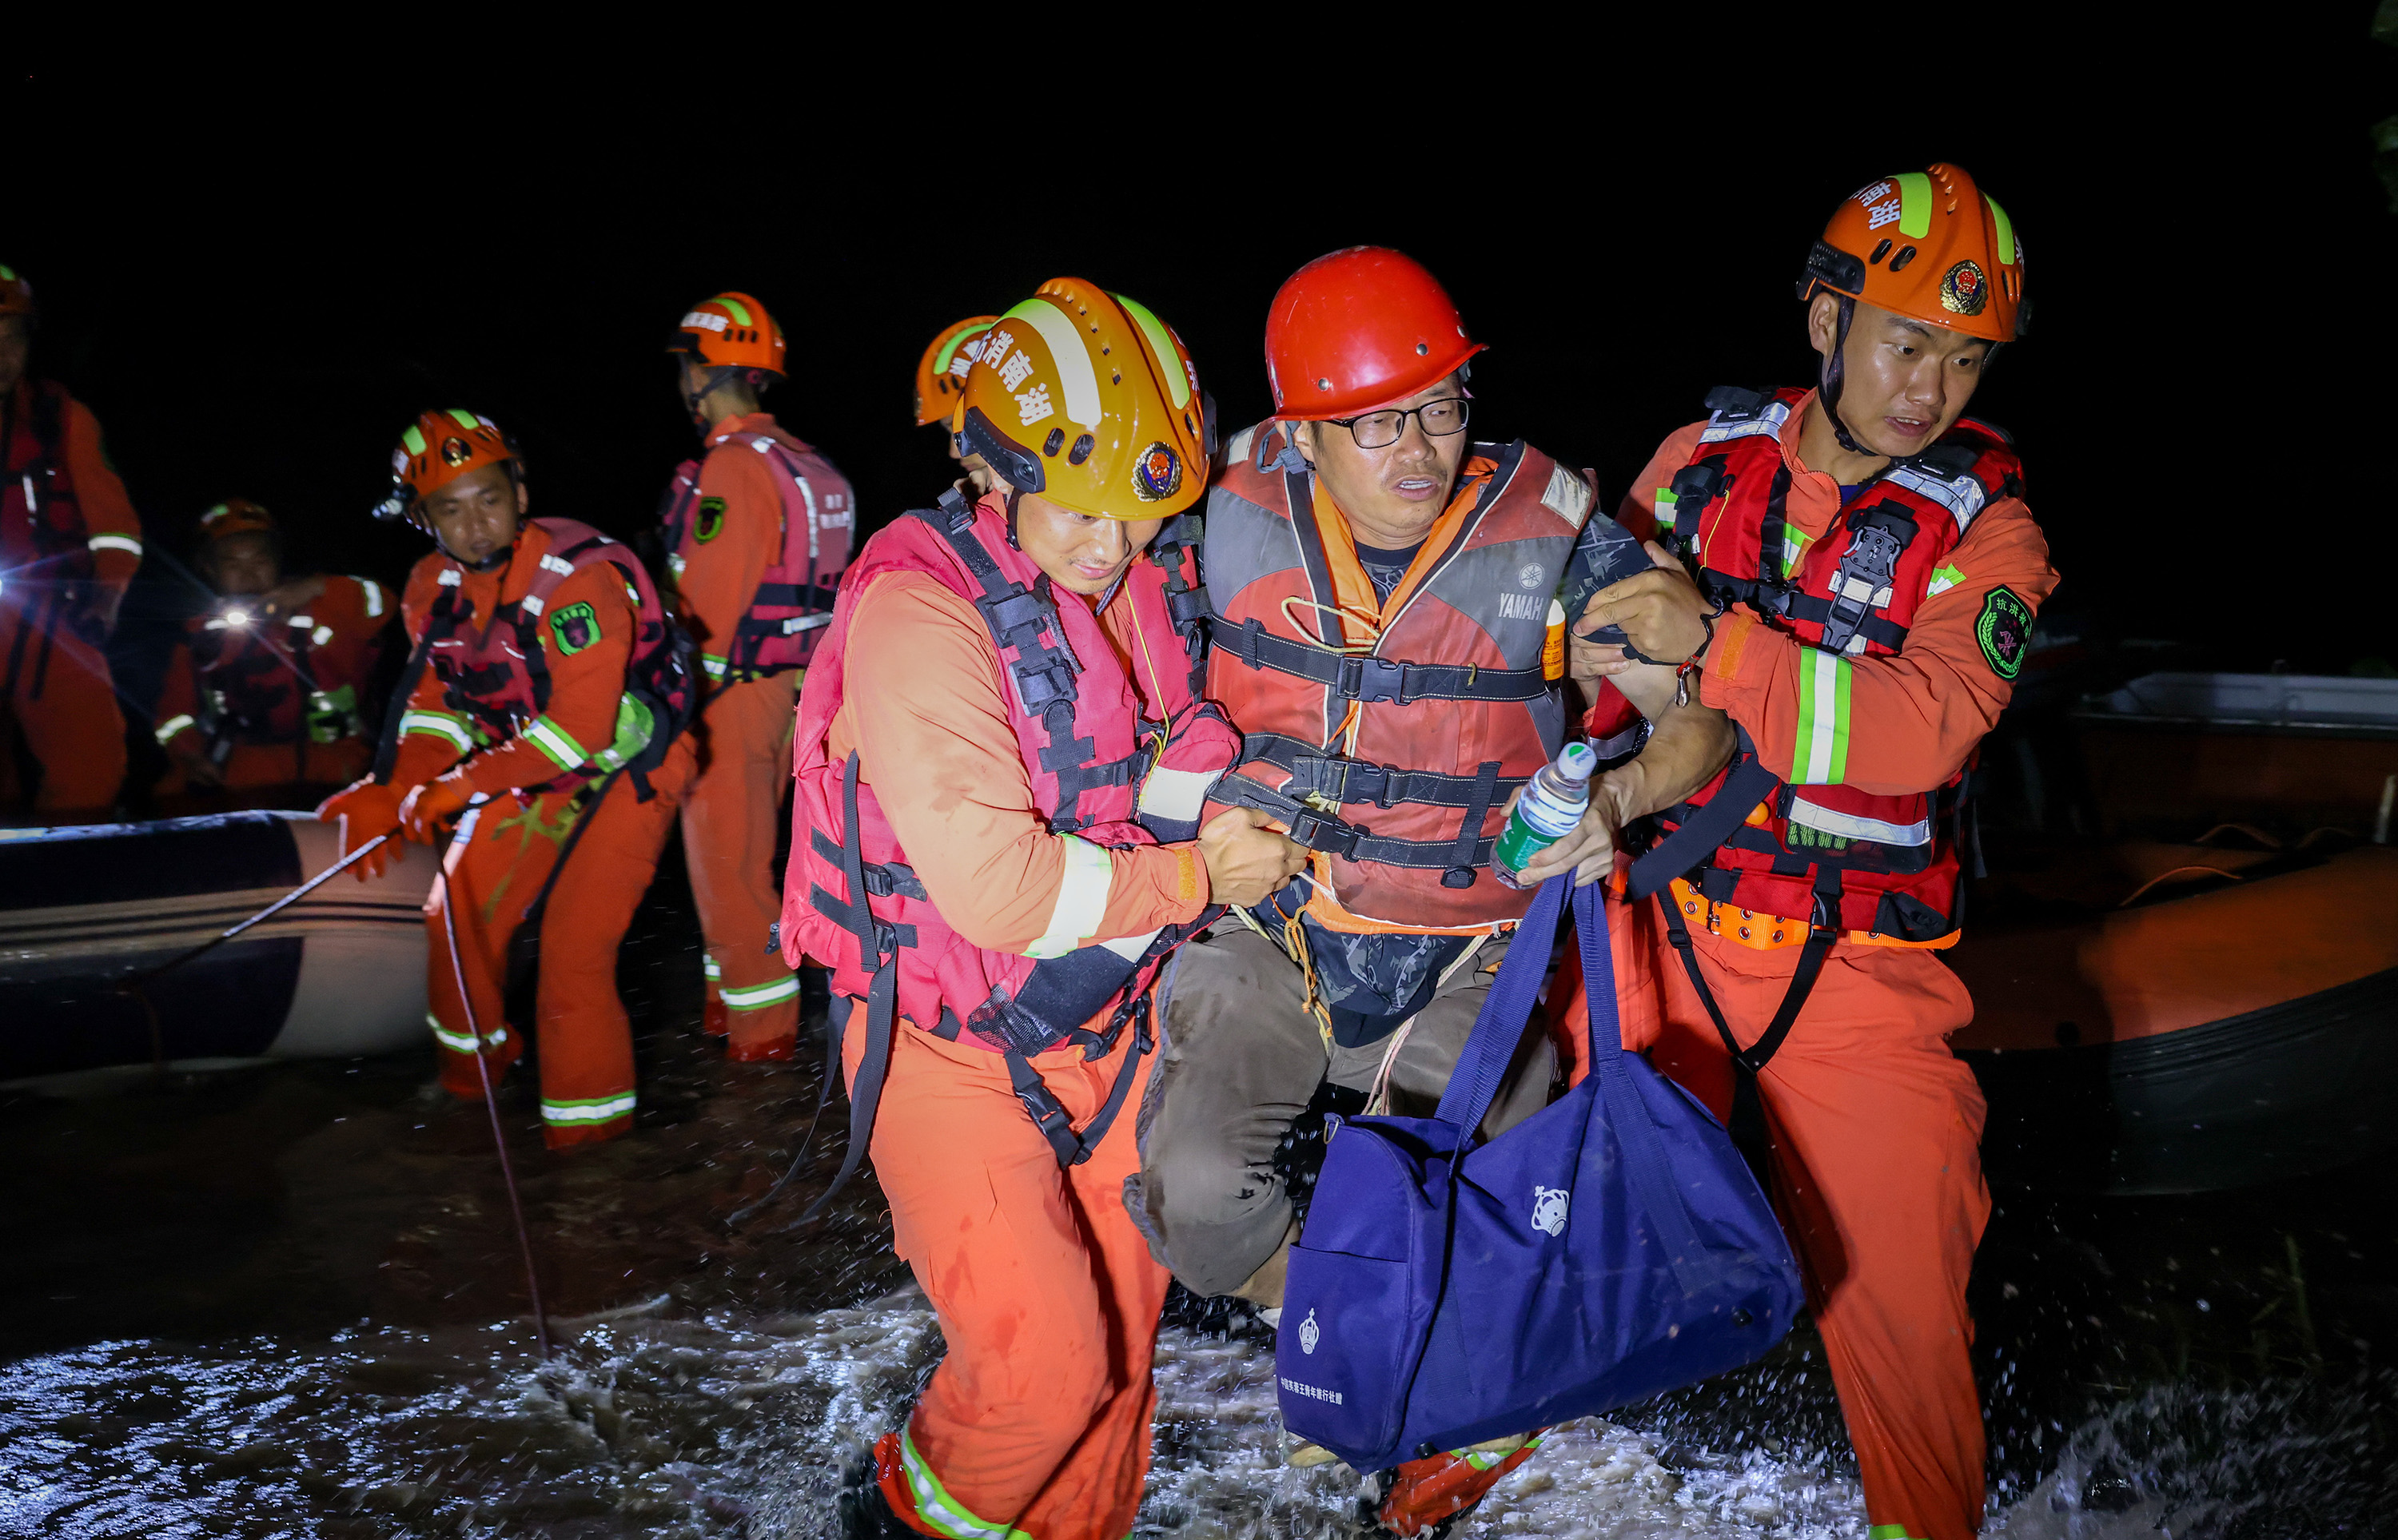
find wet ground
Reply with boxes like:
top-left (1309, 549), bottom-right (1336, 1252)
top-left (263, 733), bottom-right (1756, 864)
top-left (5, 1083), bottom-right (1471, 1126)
top-left (2, 854), bottom-right (2392, 1538)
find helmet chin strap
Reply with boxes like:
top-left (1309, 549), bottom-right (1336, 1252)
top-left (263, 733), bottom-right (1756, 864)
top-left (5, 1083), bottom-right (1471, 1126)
top-left (1816, 293), bottom-right (1880, 460)
top-left (1002, 486), bottom-right (1023, 551)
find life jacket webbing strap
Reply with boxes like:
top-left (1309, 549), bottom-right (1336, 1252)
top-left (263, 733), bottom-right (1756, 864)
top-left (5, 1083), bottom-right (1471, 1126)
top-left (1003, 993), bottom-right (1154, 1168)
top-left (1213, 615), bottom-right (1552, 704)
top-left (1444, 761), bottom-right (1504, 889)
top-left (1654, 866), bottom-right (1841, 1180)
top-left (1627, 727), bottom-right (1783, 900)
top-left (1215, 773), bottom-right (1496, 870)
top-left (1699, 571), bottom-right (1910, 654)
top-left (808, 826), bottom-right (927, 900)
top-left (1239, 732), bottom-right (1532, 811)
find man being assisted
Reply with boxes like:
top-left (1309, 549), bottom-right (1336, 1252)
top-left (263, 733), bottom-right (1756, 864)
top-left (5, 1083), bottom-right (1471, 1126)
top-left (779, 281), bottom-right (1305, 1540)
top-left (1132, 249), bottom-right (1732, 1532)
top-left (1581, 164), bottom-right (2056, 1540)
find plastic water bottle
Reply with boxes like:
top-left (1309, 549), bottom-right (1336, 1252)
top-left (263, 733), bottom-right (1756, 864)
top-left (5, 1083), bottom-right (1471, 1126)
top-left (1492, 742), bottom-right (1599, 889)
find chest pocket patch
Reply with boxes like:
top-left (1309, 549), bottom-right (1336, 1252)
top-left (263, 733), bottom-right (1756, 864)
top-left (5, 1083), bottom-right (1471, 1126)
top-left (695, 497), bottom-right (727, 543)
top-left (548, 601), bottom-right (600, 657)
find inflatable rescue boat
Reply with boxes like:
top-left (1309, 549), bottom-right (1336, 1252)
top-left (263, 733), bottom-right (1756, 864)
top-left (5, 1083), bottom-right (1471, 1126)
top-left (1955, 672), bottom-right (2398, 1193)
top-left (0, 810), bottom-right (433, 1083)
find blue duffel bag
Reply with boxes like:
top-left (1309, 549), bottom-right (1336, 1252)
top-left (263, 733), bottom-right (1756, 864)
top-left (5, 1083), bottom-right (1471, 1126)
top-left (1274, 874), bottom-right (1803, 1471)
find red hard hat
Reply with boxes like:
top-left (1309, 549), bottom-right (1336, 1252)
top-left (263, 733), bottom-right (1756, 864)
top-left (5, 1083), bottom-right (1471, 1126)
top-left (1264, 247), bottom-right (1484, 420)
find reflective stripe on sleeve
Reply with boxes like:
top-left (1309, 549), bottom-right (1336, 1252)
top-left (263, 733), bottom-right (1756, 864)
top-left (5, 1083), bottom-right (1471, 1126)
top-left (400, 710), bottom-right (476, 752)
top-left (703, 954), bottom-right (722, 982)
top-left (541, 1092), bottom-right (636, 1126)
top-left (86, 533), bottom-right (143, 557)
top-left (720, 975), bottom-right (799, 1011)
top-left (153, 714), bottom-right (197, 745)
top-left (522, 714), bottom-right (589, 774)
top-left (1791, 647), bottom-right (1852, 786)
top-left (1136, 764), bottom-right (1219, 825)
top-left (1023, 834), bottom-right (1113, 960)
top-left (360, 578), bottom-right (386, 619)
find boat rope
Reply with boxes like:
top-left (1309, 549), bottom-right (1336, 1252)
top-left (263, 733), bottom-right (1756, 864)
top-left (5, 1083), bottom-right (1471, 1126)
top-left (437, 850), bottom-right (555, 1360)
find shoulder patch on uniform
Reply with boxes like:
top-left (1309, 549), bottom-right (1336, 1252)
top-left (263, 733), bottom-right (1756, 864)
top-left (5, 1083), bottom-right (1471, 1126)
top-left (1540, 464), bottom-right (1594, 530)
top-left (548, 600), bottom-right (600, 656)
top-left (695, 497), bottom-right (727, 543)
top-left (1975, 586), bottom-right (2032, 680)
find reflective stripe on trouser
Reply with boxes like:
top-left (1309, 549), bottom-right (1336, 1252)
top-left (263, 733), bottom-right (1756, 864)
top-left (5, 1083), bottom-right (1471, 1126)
top-left (2, 611), bottom-right (126, 816)
top-left (1591, 889), bottom-right (1988, 1540)
top-left (421, 736), bottom-right (695, 1148)
top-left (680, 673), bottom-right (802, 1054)
top-left (846, 1005), bottom-right (1168, 1540)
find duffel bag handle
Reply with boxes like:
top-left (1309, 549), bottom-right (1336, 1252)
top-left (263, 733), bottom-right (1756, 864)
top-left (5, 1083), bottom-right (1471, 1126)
top-left (1432, 877), bottom-right (1715, 1296)
top-left (1432, 875), bottom-right (1567, 1133)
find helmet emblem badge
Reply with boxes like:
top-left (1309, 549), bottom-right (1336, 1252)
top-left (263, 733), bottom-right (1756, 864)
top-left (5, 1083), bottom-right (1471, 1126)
top-left (1133, 443), bottom-right (1181, 502)
top-left (440, 436), bottom-right (473, 468)
top-left (1940, 260), bottom-right (1988, 318)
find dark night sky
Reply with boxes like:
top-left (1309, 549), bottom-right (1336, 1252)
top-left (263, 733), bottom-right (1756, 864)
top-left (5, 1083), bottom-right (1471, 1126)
top-left (12, 18), bottom-right (2396, 706)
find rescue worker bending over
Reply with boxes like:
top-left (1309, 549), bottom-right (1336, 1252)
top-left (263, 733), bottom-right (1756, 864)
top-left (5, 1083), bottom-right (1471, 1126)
top-left (914, 314), bottom-right (999, 495)
top-left (1579, 164), bottom-right (2056, 1540)
top-left (1132, 248), bottom-right (1735, 1535)
top-left (153, 499), bottom-right (394, 810)
top-left (659, 293), bottom-right (854, 1060)
top-left (0, 263), bottom-right (144, 824)
top-left (318, 411), bottom-right (697, 1148)
top-left (778, 280), bottom-right (1305, 1540)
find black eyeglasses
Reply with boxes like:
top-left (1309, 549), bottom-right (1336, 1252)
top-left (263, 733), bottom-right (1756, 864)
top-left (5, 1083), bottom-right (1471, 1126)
top-left (1325, 396), bottom-right (1472, 451)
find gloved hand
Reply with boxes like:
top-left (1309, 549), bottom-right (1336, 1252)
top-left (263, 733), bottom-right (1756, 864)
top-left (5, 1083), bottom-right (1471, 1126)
top-left (317, 777), bottom-right (406, 882)
top-left (399, 771), bottom-right (476, 845)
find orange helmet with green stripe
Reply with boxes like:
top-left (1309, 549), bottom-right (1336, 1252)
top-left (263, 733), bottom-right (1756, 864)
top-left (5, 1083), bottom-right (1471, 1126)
top-left (667, 291), bottom-right (786, 377)
top-left (376, 408), bottom-right (518, 519)
top-left (1800, 162), bottom-right (2026, 343)
top-left (914, 315), bottom-right (999, 427)
top-left (957, 279), bottom-right (1212, 522)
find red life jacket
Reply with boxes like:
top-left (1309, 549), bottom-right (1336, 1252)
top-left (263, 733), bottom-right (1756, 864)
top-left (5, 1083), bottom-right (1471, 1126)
top-left (1633, 386), bottom-right (2025, 940)
top-left (381, 517), bottom-right (698, 798)
top-left (188, 605), bottom-right (363, 747)
top-left (1201, 424), bottom-right (1590, 931)
top-left (779, 490), bottom-right (1227, 1057)
top-left (657, 423), bottom-right (854, 682)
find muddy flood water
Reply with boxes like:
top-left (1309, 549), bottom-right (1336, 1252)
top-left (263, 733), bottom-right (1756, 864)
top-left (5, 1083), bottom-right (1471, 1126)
top-left (2, 857), bottom-right (2392, 1538)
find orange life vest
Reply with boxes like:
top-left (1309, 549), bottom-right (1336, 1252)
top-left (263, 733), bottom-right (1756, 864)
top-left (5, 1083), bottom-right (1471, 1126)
top-left (1202, 424), bottom-right (1593, 931)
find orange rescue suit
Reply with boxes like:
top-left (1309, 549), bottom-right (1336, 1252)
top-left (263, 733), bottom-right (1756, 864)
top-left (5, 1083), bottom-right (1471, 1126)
top-left (1, 380), bottom-right (141, 819)
top-left (388, 523), bottom-right (695, 1148)
top-left (1583, 390), bottom-right (2057, 1540)
top-left (823, 558), bottom-right (1209, 1540)
top-left (659, 410), bottom-right (851, 1057)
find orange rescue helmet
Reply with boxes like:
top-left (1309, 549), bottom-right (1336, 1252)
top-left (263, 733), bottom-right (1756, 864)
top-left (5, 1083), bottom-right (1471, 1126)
top-left (376, 408), bottom-right (518, 520)
top-left (958, 279), bottom-right (1212, 522)
top-left (667, 291), bottom-right (787, 379)
top-left (1265, 248), bottom-right (1484, 420)
top-left (0, 264), bottom-right (30, 319)
top-left (198, 499), bottom-right (277, 542)
top-left (914, 315), bottom-right (999, 427)
top-left (1800, 163), bottom-right (2026, 343)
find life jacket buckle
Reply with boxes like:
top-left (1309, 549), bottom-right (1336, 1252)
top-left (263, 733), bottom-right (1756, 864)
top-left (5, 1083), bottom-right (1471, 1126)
top-left (1337, 654), bottom-right (1409, 704)
top-left (1286, 807), bottom-right (1363, 860)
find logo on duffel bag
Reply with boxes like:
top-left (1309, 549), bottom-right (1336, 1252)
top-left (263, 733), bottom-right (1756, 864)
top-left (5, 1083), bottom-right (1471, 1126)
top-left (1531, 1185), bottom-right (1570, 1236)
top-left (1299, 1308), bottom-right (1321, 1355)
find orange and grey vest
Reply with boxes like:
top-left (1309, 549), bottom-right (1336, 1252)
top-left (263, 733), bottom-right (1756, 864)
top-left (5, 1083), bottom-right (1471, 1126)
top-left (1631, 386), bottom-right (2026, 941)
top-left (1202, 424), bottom-right (1591, 930)
top-left (658, 425), bottom-right (854, 683)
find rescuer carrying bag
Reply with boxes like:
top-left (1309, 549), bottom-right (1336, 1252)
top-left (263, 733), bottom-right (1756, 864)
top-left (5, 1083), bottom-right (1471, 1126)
top-left (1274, 875), bottom-right (1802, 1473)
